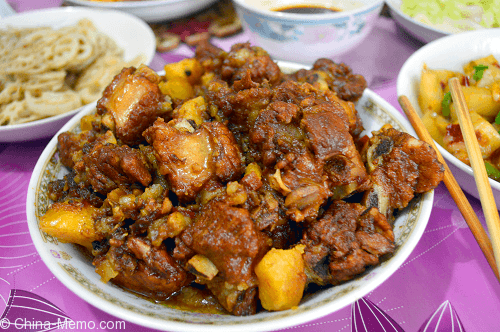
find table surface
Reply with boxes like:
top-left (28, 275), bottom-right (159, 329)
top-left (1, 1), bottom-right (500, 331)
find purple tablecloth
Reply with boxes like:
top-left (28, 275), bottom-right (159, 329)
top-left (1, 1), bottom-right (500, 331)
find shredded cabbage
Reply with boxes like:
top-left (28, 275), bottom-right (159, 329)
top-left (400, 0), bottom-right (500, 32)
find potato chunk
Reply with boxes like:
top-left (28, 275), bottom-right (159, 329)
top-left (164, 58), bottom-right (204, 85)
top-left (469, 112), bottom-right (500, 158)
top-left (461, 85), bottom-right (500, 121)
top-left (255, 245), bottom-right (306, 311)
top-left (421, 111), bottom-right (449, 147)
top-left (159, 78), bottom-right (194, 100)
top-left (174, 96), bottom-right (207, 126)
top-left (40, 200), bottom-right (99, 250)
top-left (418, 65), bottom-right (457, 114)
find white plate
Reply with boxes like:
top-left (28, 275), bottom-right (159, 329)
top-left (0, 7), bottom-right (156, 142)
top-left (64, 0), bottom-right (219, 23)
top-left (397, 29), bottom-right (500, 207)
top-left (27, 61), bottom-right (434, 331)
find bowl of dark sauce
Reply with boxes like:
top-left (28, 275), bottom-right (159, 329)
top-left (231, 0), bottom-right (384, 64)
top-left (273, 4), bottom-right (340, 14)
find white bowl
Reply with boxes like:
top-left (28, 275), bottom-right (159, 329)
top-left (0, 7), bottom-right (155, 142)
top-left (397, 29), bottom-right (500, 207)
top-left (386, 0), bottom-right (497, 44)
top-left (64, 0), bottom-right (219, 23)
top-left (27, 61), bottom-right (434, 331)
top-left (231, 0), bottom-right (384, 65)
top-left (385, 0), bottom-right (448, 43)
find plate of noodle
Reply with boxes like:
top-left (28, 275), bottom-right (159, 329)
top-left (63, 0), bottom-right (219, 23)
top-left (26, 45), bottom-right (443, 331)
top-left (0, 7), bottom-right (155, 142)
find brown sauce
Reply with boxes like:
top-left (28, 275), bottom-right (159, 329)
top-left (273, 5), bottom-right (340, 14)
top-left (158, 285), bottom-right (229, 314)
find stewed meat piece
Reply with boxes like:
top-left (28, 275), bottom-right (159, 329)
top-left (289, 58), bottom-right (367, 102)
top-left (57, 129), bottom-right (98, 168)
top-left (249, 100), bottom-right (331, 221)
top-left (143, 117), bottom-right (243, 202)
top-left (301, 200), bottom-right (394, 286)
top-left (249, 81), bottom-right (370, 220)
top-left (301, 102), bottom-right (371, 198)
top-left (250, 99), bottom-right (304, 166)
top-left (46, 172), bottom-right (103, 207)
top-left (177, 200), bottom-right (269, 314)
top-left (220, 42), bottom-right (282, 86)
top-left (144, 117), bottom-right (214, 202)
top-left (203, 276), bottom-right (259, 316)
top-left (361, 124), bottom-right (445, 219)
top-left (97, 65), bottom-right (164, 145)
top-left (180, 200), bottom-right (269, 285)
top-left (194, 41), bottom-right (227, 74)
top-left (272, 80), bottom-right (364, 138)
top-left (276, 151), bottom-right (332, 222)
top-left (73, 141), bottom-right (152, 195)
top-left (204, 76), bottom-right (273, 134)
top-left (94, 236), bottom-right (191, 300)
top-left (203, 121), bottom-right (245, 182)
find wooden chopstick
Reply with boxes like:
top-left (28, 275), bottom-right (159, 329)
top-left (448, 77), bottom-right (500, 278)
top-left (398, 94), bottom-right (500, 282)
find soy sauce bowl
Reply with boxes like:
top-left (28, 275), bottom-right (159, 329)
top-left (231, 0), bottom-right (384, 65)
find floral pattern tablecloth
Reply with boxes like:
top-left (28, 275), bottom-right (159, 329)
top-left (1, 1), bottom-right (499, 331)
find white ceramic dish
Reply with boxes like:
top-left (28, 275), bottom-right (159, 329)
top-left (27, 62), bottom-right (434, 332)
top-left (386, 0), bottom-right (497, 44)
top-left (0, 0), bottom-right (15, 18)
top-left (64, 0), bottom-right (219, 23)
top-left (0, 7), bottom-right (155, 142)
top-left (231, 0), bottom-right (384, 65)
top-left (385, 0), bottom-right (448, 43)
top-left (397, 29), bottom-right (500, 207)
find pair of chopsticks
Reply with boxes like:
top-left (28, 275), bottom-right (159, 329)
top-left (399, 77), bottom-right (500, 282)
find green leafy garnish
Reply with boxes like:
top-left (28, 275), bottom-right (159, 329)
top-left (495, 111), bottom-right (500, 134)
top-left (472, 64), bottom-right (489, 81)
top-left (484, 161), bottom-right (500, 181)
top-left (441, 91), bottom-right (452, 117)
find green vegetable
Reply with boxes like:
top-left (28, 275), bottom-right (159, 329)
top-left (472, 64), bottom-right (489, 81)
top-left (485, 161), bottom-right (500, 181)
top-left (441, 92), bottom-right (452, 117)
top-left (495, 111), bottom-right (500, 134)
top-left (400, 0), bottom-right (500, 32)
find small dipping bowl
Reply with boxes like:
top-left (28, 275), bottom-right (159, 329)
top-left (231, 0), bottom-right (384, 64)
